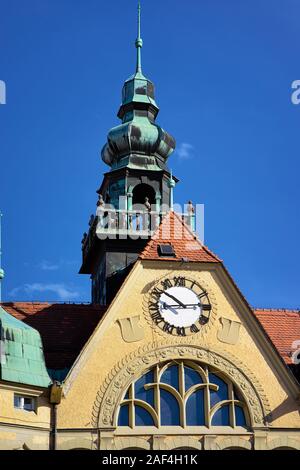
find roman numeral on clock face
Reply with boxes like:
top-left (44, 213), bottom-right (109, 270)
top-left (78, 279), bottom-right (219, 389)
top-left (190, 324), bottom-right (200, 333)
top-left (202, 304), bottom-right (212, 311)
top-left (161, 279), bottom-right (172, 290)
top-left (151, 287), bottom-right (163, 299)
top-left (163, 323), bottom-right (174, 334)
top-left (176, 326), bottom-right (186, 336)
top-left (174, 277), bottom-right (186, 287)
top-left (149, 301), bottom-right (158, 311)
top-left (198, 291), bottom-right (208, 299)
top-left (151, 312), bottom-right (164, 324)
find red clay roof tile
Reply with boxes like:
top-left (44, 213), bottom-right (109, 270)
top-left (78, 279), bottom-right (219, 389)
top-left (253, 309), bottom-right (300, 364)
top-left (1, 302), bottom-right (107, 370)
top-left (139, 211), bottom-right (221, 263)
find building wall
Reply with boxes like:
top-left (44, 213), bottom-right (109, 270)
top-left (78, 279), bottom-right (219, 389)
top-left (0, 384), bottom-right (50, 450)
top-left (0, 261), bottom-right (299, 450)
top-left (53, 261), bottom-right (300, 450)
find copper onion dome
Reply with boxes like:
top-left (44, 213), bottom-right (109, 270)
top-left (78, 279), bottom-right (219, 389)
top-left (101, 1), bottom-right (176, 171)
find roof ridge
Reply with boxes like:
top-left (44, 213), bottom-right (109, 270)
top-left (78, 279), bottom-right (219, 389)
top-left (254, 308), bottom-right (300, 314)
top-left (1, 301), bottom-right (98, 306)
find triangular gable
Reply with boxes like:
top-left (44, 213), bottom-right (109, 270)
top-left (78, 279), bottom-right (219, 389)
top-left (61, 260), bottom-right (299, 401)
top-left (139, 211), bottom-right (221, 263)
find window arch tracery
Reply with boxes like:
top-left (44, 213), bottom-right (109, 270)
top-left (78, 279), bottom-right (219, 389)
top-left (117, 360), bottom-right (249, 428)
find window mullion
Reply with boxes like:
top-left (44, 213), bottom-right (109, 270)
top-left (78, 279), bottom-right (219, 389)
top-left (129, 384), bottom-right (134, 429)
top-left (179, 361), bottom-right (186, 427)
top-left (155, 365), bottom-right (160, 428)
top-left (228, 382), bottom-right (235, 427)
top-left (204, 366), bottom-right (210, 428)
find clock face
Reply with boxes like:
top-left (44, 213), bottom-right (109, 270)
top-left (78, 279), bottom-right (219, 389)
top-left (149, 277), bottom-right (212, 336)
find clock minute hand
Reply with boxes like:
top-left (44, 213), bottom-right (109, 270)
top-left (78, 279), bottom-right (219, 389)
top-left (165, 303), bottom-right (200, 308)
top-left (163, 291), bottom-right (186, 308)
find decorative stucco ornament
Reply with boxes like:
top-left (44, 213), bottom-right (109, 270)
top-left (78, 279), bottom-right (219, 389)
top-left (117, 315), bottom-right (144, 343)
top-left (218, 317), bottom-right (242, 345)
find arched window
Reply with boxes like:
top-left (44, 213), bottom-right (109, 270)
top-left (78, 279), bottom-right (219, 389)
top-left (117, 360), bottom-right (249, 428)
top-left (129, 183), bottom-right (157, 232)
top-left (132, 183), bottom-right (156, 207)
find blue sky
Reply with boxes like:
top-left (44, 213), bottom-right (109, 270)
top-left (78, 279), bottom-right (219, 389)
top-left (0, 0), bottom-right (299, 308)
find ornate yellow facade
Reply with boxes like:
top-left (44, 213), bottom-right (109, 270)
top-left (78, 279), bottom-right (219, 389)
top-left (1, 260), bottom-right (299, 450)
top-left (53, 262), bottom-right (299, 450)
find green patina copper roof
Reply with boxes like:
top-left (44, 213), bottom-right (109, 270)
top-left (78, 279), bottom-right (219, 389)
top-left (101, 1), bottom-right (176, 171)
top-left (0, 307), bottom-right (52, 388)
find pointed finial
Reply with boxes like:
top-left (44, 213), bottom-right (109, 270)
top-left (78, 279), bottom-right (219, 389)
top-left (138, 0), bottom-right (141, 38)
top-left (168, 170), bottom-right (176, 210)
top-left (0, 211), bottom-right (5, 302)
top-left (135, 0), bottom-right (143, 74)
top-left (169, 169), bottom-right (175, 187)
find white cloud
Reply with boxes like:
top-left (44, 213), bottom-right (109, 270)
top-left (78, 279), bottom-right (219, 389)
top-left (176, 142), bottom-right (194, 161)
top-left (23, 259), bottom-right (78, 271)
top-left (9, 283), bottom-right (80, 301)
top-left (38, 260), bottom-right (60, 271)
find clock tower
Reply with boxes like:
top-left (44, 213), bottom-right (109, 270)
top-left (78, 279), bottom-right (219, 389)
top-left (80, 2), bottom-right (180, 305)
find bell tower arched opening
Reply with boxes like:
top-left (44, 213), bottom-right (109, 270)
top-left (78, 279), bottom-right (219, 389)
top-left (132, 183), bottom-right (156, 208)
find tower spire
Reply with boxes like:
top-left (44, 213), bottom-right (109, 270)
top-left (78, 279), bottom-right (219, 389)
top-left (135, 0), bottom-right (143, 74)
top-left (0, 211), bottom-right (4, 302)
top-left (101, 0), bottom-right (176, 170)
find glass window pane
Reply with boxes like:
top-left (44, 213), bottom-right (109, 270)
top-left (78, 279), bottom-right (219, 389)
top-left (14, 396), bottom-right (22, 409)
top-left (106, 252), bottom-right (126, 277)
top-left (14, 395), bottom-right (35, 411)
top-left (233, 386), bottom-right (243, 401)
top-left (186, 389), bottom-right (205, 425)
top-left (134, 370), bottom-right (154, 406)
top-left (161, 364), bottom-right (179, 391)
top-left (135, 405), bottom-right (155, 426)
top-left (118, 404), bottom-right (129, 426)
top-left (160, 389), bottom-right (180, 425)
top-left (184, 365), bottom-right (202, 392)
top-left (209, 373), bottom-right (228, 407)
top-left (211, 405), bottom-right (230, 426)
top-left (235, 405), bottom-right (247, 426)
top-left (24, 398), bottom-right (34, 411)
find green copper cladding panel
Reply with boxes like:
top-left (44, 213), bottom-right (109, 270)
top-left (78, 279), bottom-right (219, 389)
top-left (0, 307), bottom-right (51, 387)
top-left (109, 178), bottom-right (126, 209)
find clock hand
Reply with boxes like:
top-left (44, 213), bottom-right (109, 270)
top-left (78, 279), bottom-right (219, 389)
top-left (162, 303), bottom-right (180, 314)
top-left (162, 291), bottom-right (186, 308)
top-left (163, 303), bottom-right (201, 309)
